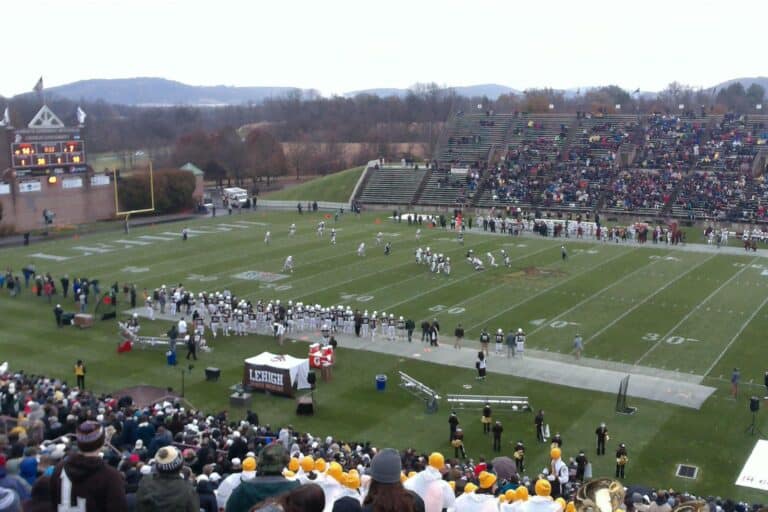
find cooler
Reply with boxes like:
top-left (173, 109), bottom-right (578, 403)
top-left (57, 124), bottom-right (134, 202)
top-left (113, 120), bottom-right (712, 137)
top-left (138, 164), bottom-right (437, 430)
top-left (322, 346), bottom-right (334, 364)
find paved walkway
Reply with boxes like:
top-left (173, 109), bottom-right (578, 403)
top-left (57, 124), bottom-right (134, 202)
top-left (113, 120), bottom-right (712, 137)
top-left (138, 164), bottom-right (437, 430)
top-left (125, 307), bottom-right (716, 410)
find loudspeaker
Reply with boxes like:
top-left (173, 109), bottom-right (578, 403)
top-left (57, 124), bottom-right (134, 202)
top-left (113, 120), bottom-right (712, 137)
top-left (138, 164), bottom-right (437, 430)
top-left (205, 367), bottom-right (221, 381)
top-left (750, 396), bottom-right (760, 412)
top-left (307, 371), bottom-right (317, 389)
top-left (296, 395), bottom-right (314, 416)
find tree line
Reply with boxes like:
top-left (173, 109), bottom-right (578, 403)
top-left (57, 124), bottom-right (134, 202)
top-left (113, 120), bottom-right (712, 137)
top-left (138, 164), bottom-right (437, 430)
top-left (1, 81), bottom-right (765, 173)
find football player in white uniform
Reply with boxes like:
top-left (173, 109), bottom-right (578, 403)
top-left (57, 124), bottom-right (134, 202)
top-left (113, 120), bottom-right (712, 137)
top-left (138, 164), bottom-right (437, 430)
top-left (376, 231), bottom-right (383, 246)
top-left (444, 257), bottom-right (452, 276)
top-left (264, 231), bottom-right (271, 244)
top-left (317, 221), bottom-right (325, 237)
top-left (487, 252), bottom-right (498, 267)
top-left (415, 247), bottom-right (423, 264)
top-left (289, 223), bottom-right (296, 236)
top-left (283, 255), bottom-right (294, 273)
top-left (415, 229), bottom-right (422, 241)
top-left (357, 242), bottom-right (366, 257)
top-left (495, 328), bottom-right (504, 355)
top-left (387, 314), bottom-right (396, 341)
top-left (502, 249), bottom-right (511, 268)
top-left (330, 228), bottom-right (337, 245)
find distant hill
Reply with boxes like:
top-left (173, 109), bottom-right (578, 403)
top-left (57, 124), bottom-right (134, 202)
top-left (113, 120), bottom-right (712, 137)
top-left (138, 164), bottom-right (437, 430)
top-left (712, 76), bottom-right (768, 92)
top-left (40, 78), bottom-right (311, 106)
top-left (346, 83), bottom-right (520, 100)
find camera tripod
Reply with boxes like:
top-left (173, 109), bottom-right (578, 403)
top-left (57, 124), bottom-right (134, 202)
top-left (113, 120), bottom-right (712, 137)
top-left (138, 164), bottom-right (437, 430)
top-left (746, 410), bottom-right (765, 436)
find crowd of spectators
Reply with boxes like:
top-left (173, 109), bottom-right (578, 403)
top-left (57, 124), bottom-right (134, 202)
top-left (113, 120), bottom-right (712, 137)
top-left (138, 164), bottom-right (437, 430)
top-left (0, 365), bottom-right (764, 512)
top-left (434, 112), bottom-right (768, 222)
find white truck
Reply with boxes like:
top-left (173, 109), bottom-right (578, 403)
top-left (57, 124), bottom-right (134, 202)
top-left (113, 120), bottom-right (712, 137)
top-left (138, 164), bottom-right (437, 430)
top-left (222, 187), bottom-right (249, 206)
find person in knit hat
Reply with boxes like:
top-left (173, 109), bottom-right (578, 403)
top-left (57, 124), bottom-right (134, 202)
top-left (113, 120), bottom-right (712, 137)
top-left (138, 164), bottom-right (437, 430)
top-left (548, 447), bottom-right (568, 498)
top-left (135, 445), bottom-right (199, 512)
top-left (49, 421), bottom-right (127, 512)
top-left (225, 443), bottom-right (299, 512)
top-left (454, 470), bottom-right (498, 511)
top-left (362, 448), bottom-right (423, 512)
top-left (216, 456), bottom-right (257, 509)
top-left (520, 479), bottom-right (560, 512)
top-left (403, 452), bottom-right (455, 512)
top-left (0, 487), bottom-right (20, 512)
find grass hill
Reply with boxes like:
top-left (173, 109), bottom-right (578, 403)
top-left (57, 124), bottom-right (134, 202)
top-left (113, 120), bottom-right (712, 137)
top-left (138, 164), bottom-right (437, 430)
top-left (263, 166), bottom-right (364, 202)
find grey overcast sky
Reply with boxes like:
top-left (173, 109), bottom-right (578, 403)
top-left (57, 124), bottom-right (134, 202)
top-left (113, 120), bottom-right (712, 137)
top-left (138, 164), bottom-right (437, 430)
top-left (3, 0), bottom-right (767, 98)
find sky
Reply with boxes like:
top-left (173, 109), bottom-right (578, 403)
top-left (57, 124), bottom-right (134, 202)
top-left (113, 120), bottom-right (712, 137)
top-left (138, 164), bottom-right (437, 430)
top-left (3, 0), bottom-right (767, 98)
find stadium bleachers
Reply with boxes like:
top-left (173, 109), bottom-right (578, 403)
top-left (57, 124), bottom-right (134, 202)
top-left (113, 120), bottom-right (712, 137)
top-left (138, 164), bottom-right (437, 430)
top-left (417, 169), bottom-right (471, 206)
top-left (355, 165), bottom-right (427, 205)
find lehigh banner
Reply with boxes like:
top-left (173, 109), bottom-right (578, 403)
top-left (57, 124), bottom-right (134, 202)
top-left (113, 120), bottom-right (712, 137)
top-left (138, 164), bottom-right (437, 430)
top-left (243, 363), bottom-right (293, 397)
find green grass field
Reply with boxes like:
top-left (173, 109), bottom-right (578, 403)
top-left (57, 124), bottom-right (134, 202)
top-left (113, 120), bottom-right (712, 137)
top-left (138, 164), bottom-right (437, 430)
top-left (262, 166), bottom-right (364, 202)
top-left (2, 210), bottom-right (768, 500)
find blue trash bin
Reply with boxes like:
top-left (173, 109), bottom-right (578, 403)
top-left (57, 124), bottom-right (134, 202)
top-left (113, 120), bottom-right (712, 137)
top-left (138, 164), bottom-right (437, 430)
top-left (375, 374), bottom-right (387, 391)
top-left (166, 350), bottom-right (177, 366)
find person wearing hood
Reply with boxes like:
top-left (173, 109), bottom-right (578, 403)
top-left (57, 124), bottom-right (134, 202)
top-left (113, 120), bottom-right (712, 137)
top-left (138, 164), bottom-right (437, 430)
top-left (225, 444), bottom-right (299, 512)
top-left (454, 471), bottom-right (498, 512)
top-left (403, 452), bottom-right (455, 512)
top-left (195, 475), bottom-right (218, 512)
top-left (49, 421), bottom-right (127, 512)
top-left (0, 454), bottom-right (29, 502)
top-left (136, 445), bottom-right (198, 512)
top-left (23, 475), bottom-right (52, 512)
top-left (215, 456), bottom-right (257, 509)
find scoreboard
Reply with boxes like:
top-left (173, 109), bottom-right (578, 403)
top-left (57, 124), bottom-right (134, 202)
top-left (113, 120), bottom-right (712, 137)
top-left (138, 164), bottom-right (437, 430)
top-left (10, 127), bottom-right (86, 173)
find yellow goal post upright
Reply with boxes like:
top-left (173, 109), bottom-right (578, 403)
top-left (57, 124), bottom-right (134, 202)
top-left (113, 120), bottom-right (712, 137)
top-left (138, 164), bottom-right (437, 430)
top-left (112, 160), bottom-right (156, 226)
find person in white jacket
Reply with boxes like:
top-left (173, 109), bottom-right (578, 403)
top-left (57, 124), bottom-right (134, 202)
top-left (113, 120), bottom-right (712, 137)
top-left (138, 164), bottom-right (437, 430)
top-left (215, 456), bottom-right (257, 509)
top-left (548, 447), bottom-right (569, 498)
top-left (519, 479), bottom-right (561, 512)
top-left (453, 471), bottom-right (498, 512)
top-left (403, 452), bottom-right (455, 512)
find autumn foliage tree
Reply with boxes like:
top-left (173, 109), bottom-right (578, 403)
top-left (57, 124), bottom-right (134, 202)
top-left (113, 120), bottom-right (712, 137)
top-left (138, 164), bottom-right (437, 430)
top-left (244, 128), bottom-right (288, 185)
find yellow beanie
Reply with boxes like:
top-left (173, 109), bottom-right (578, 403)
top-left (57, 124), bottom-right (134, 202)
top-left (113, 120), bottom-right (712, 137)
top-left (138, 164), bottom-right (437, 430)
top-left (478, 471), bottom-right (497, 489)
top-left (516, 485), bottom-right (530, 501)
top-left (288, 457), bottom-right (300, 472)
top-left (428, 452), bottom-right (445, 470)
top-left (300, 455), bottom-right (314, 473)
top-left (242, 457), bottom-right (257, 472)
top-left (314, 458), bottom-right (326, 472)
top-left (505, 489), bottom-right (517, 502)
top-left (407, 471), bottom-right (417, 479)
top-left (464, 482), bottom-right (478, 494)
top-left (566, 501), bottom-right (576, 512)
top-left (282, 469), bottom-right (295, 478)
top-left (550, 447), bottom-right (562, 460)
top-left (448, 481), bottom-right (456, 491)
top-left (556, 497), bottom-right (566, 511)
top-left (400, 472), bottom-right (407, 483)
top-left (344, 470), bottom-right (360, 489)
top-left (328, 462), bottom-right (344, 482)
top-left (535, 479), bottom-right (552, 497)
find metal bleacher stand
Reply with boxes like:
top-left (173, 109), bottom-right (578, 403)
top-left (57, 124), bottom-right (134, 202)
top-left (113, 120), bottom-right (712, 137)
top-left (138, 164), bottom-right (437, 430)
top-left (398, 371), bottom-right (440, 414)
top-left (446, 393), bottom-right (531, 412)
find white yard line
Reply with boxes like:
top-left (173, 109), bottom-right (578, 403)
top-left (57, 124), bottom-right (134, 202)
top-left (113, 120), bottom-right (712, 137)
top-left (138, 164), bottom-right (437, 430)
top-left (380, 243), bottom-right (558, 312)
top-left (635, 256), bottom-right (757, 365)
top-left (466, 248), bottom-right (633, 332)
top-left (526, 255), bottom-right (663, 337)
top-left (704, 293), bottom-right (768, 376)
top-left (583, 253), bottom-right (717, 347)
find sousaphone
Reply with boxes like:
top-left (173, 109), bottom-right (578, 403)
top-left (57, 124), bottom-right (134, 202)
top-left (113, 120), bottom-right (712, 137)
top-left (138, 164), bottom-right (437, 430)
top-left (673, 501), bottom-right (709, 512)
top-left (575, 478), bottom-right (625, 512)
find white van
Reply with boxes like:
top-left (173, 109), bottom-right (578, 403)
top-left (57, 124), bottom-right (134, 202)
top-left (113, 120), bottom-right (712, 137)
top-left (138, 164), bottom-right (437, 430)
top-left (223, 187), bottom-right (249, 206)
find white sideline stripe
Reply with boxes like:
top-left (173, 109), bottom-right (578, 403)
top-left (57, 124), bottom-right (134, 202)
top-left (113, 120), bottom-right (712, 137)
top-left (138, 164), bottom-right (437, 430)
top-left (467, 248), bottom-right (632, 331)
top-left (29, 252), bottom-right (71, 261)
top-left (705, 295), bottom-right (768, 376)
top-left (139, 235), bottom-right (175, 242)
top-left (382, 243), bottom-right (557, 312)
top-left (114, 239), bottom-right (151, 246)
top-left (584, 253), bottom-right (717, 347)
top-left (635, 256), bottom-right (757, 365)
top-left (527, 255), bottom-right (662, 337)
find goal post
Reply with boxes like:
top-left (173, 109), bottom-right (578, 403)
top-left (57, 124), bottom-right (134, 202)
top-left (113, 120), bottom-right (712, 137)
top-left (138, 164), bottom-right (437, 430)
top-left (113, 160), bottom-right (156, 216)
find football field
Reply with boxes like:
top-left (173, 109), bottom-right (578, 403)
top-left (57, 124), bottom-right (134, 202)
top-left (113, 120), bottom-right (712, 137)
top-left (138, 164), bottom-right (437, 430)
top-left (2, 210), bottom-right (768, 498)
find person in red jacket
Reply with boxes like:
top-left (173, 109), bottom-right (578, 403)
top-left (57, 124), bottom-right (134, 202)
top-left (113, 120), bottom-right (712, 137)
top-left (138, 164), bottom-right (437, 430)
top-left (50, 421), bottom-right (127, 512)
